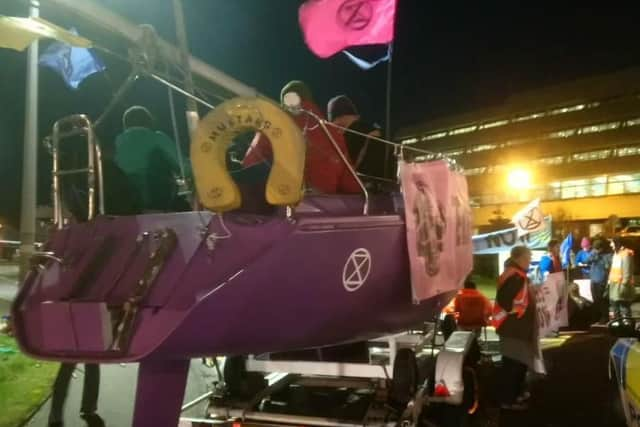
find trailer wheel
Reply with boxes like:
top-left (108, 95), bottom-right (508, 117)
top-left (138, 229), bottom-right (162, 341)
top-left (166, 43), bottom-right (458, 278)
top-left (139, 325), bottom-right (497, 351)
top-left (391, 348), bottom-right (419, 407)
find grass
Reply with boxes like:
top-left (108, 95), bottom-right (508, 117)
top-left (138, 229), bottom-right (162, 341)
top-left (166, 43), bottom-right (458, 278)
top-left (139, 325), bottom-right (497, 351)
top-left (472, 274), bottom-right (497, 300)
top-left (0, 335), bottom-right (59, 427)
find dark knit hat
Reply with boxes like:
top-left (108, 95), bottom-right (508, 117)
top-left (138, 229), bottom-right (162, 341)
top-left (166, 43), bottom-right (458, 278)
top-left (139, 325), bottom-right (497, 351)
top-left (280, 80), bottom-right (313, 104)
top-left (327, 95), bottom-right (358, 121)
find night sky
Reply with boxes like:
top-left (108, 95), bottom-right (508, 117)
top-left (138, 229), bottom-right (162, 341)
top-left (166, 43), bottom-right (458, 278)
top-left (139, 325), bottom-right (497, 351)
top-left (1, 0), bottom-right (639, 227)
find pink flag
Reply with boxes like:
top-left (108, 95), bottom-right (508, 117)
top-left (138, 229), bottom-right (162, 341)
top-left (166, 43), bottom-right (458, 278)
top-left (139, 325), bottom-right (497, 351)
top-left (299, 0), bottom-right (397, 58)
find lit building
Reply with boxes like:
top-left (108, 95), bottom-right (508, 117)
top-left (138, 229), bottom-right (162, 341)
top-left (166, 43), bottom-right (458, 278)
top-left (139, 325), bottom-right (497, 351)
top-left (397, 67), bottom-right (640, 235)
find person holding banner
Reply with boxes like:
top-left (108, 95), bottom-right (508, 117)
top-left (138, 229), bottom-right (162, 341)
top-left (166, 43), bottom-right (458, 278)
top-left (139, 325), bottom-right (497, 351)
top-left (493, 246), bottom-right (538, 410)
top-left (539, 239), bottom-right (562, 277)
top-left (608, 237), bottom-right (635, 319)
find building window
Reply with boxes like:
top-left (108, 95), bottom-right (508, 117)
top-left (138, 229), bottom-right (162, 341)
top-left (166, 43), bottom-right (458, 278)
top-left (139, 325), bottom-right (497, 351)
top-left (535, 156), bottom-right (565, 166)
top-left (448, 125), bottom-right (477, 136)
top-left (444, 148), bottom-right (464, 157)
top-left (401, 137), bottom-right (418, 145)
top-left (617, 146), bottom-right (640, 157)
top-left (479, 120), bottom-right (509, 130)
top-left (467, 144), bottom-right (497, 153)
top-left (513, 112), bottom-right (546, 122)
top-left (580, 121), bottom-right (620, 134)
top-left (423, 132), bottom-right (447, 141)
top-left (464, 167), bottom-right (487, 176)
top-left (548, 129), bottom-right (577, 139)
top-left (570, 149), bottom-right (612, 162)
top-left (548, 104), bottom-right (586, 115)
top-left (625, 117), bottom-right (640, 127)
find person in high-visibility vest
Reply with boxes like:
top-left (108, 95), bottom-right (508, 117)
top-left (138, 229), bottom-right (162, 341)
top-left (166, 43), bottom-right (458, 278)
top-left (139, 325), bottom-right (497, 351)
top-left (494, 246), bottom-right (536, 411)
top-left (608, 237), bottom-right (635, 319)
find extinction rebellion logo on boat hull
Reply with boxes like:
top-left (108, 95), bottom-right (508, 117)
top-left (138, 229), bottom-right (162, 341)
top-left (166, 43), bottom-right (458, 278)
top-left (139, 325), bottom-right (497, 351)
top-left (342, 248), bottom-right (372, 292)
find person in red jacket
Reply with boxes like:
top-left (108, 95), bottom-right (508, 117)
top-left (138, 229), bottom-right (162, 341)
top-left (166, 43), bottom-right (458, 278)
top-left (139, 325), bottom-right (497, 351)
top-left (243, 81), bottom-right (360, 194)
top-left (442, 278), bottom-right (493, 330)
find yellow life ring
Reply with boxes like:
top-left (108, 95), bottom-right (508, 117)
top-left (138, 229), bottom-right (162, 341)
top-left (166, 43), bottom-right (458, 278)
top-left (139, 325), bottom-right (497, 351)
top-left (191, 97), bottom-right (306, 212)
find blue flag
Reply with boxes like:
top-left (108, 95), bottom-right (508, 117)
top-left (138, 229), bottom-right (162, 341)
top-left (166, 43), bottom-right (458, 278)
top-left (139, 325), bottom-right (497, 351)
top-left (560, 233), bottom-right (573, 269)
top-left (38, 28), bottom-right (105, 89)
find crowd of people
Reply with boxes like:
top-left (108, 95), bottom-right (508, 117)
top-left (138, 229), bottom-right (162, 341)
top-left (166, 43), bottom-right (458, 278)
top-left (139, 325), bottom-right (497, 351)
top-left (441, 233), bottom-right (636, 412)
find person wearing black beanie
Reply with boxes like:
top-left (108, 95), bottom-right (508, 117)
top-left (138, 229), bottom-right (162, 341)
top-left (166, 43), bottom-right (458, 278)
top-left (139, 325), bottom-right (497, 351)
top-left (327, 95), bottom-right (388, 186)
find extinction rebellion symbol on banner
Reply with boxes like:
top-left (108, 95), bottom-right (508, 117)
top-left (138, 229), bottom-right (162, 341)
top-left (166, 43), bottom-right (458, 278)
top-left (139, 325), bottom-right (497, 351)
top-left (337, 0), bottom-right (374, 30)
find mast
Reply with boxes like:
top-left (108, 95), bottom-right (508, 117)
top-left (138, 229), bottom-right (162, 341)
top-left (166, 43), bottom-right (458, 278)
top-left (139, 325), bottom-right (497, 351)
top-left (19, 0), bottom-right (40, 280)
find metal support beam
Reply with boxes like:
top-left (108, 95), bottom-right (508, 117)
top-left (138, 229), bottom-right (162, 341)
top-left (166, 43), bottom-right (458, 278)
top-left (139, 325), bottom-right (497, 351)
top-left (46, 0), bottom-right (259, 98)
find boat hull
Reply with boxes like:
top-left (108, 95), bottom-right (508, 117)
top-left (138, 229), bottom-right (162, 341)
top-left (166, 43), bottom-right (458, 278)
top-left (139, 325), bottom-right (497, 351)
top-left (13, 196), bottom-right (454, 363)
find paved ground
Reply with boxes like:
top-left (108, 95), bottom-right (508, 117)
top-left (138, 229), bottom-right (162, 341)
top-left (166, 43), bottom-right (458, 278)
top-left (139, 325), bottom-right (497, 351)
top-left (0, 262), bottom-right (216, 427)
top-left (25, 361), bottom-right (216, 427)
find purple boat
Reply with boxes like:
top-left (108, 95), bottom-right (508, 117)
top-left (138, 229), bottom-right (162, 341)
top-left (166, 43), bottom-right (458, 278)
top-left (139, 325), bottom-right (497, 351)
top-left (12, 99), bottom-right (467, 426)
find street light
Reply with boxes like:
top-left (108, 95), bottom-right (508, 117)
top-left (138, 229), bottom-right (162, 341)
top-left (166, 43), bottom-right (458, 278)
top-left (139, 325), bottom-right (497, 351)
top-left (507, 168), bottom-right (532, 190)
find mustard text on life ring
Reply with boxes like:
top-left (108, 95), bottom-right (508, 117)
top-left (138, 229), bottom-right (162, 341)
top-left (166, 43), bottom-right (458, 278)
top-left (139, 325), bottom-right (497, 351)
top-left (191, 97), bottom-right (306, 212)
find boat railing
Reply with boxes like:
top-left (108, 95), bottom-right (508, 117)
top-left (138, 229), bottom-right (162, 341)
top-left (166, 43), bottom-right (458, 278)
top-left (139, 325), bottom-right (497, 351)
top-left (49, 114), bottom-right (104, 229)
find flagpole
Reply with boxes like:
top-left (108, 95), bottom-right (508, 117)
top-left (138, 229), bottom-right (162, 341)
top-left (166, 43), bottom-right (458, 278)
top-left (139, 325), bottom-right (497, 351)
top-left (383, 42), bottom-right (394, 179)
top-left (19, 0), bottom-right (40, 281)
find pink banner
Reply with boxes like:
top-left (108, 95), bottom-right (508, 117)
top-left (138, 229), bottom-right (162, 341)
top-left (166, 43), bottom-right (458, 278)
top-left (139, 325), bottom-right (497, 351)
top-left (400, 161), bottom-right (473, 303)
top-left (298, 0), bottom-right (397, 58)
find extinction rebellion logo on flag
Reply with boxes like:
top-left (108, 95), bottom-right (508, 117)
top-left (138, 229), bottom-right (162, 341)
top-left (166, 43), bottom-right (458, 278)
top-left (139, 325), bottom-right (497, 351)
top-left (337, 0), bottom-right (374, 30)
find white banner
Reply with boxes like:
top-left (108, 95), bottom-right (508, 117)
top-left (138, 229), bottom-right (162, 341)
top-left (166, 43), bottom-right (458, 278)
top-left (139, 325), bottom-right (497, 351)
top-left (472, 217), bottom-right (552, 254)
top-left (535, 272), bottom-right (569, 338)
top-left (512, 198), bottom-right (545, 237)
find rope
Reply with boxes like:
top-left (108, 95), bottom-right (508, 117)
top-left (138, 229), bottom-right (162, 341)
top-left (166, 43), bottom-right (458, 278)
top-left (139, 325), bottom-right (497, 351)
top-left (167, 86), bottom-right (186, 181)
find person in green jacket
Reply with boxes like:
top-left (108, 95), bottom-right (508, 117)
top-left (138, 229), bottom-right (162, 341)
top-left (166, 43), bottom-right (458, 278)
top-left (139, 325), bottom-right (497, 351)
top-left (114, 106), bottom-right (189, 211)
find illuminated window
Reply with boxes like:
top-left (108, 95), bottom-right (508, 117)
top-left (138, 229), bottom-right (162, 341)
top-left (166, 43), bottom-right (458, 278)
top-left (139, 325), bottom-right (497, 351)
top-left (401, 137), bottom-right (418, 145)
top-left (548, 129), bottom-right (577, 139)
top-left (423, 132), bottom-right (447, 141)
top-left (479, 120), bottom-right (509, 130)
top-left (467, 144), bottom-right (497, 153)
top-left (444, 148), bottom-right (464, 157)
top-left (549, 104), bottom-right (586, 115)
top-left (625, 118), bottom-right (640, 127)
top-left (617, 146), bottom-right (640, 157)
top-left (448, 125), bottom-right (477, 136)
top-left (464, 167), bottom-right (487, 176)
top-left (535, 156), bottom-right (564, 166)
top-left (580, 121), bottom-right (620, 134)
top-left (513, 112), bottom-right (545, 122)
top-left (571, 149), bottom-right (612, 162)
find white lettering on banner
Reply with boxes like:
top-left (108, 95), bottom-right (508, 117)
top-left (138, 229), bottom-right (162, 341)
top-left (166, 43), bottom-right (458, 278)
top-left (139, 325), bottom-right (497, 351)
top-left (472, 217), bottom-right (552, 254)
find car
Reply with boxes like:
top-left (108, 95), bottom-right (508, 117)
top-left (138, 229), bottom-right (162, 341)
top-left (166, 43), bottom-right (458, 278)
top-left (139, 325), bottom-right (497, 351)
top-left (619, 226), bottom-right (640, 237)
top-left (609, 319), bottom-right (640, 426)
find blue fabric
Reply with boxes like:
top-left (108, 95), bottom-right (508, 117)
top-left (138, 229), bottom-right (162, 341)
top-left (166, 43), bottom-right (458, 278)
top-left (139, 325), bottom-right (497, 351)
top-left (38, 28), bottom-right (105, 89)
top-left (589, 250), bottom-right (612, 284)
top-left (342, 48), bottom-right (390, 70)
top-left (560, 233), bottom-right (573, 269)
top-left (575, 249), bottom-right (591, 275)
top-left (538, 255), bottom-right (554, 275)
